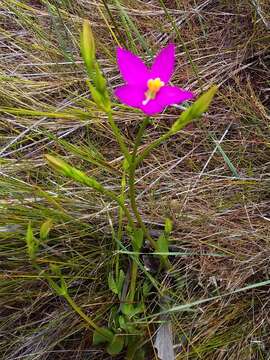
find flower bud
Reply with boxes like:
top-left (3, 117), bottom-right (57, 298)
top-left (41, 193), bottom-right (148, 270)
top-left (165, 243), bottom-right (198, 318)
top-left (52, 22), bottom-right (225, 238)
top-left (80, 20), bottom-right (96, 74)
top-left (171, 85), bottom-right (217, 134)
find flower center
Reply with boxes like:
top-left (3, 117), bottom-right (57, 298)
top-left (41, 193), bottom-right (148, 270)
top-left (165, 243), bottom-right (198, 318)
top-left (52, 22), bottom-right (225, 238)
top-left (142, 77), bottom-right (165, 106)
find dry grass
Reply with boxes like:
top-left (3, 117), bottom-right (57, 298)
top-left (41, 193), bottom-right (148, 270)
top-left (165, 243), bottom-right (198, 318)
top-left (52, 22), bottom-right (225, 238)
top-left (1, 0), bottom-right (270, 359)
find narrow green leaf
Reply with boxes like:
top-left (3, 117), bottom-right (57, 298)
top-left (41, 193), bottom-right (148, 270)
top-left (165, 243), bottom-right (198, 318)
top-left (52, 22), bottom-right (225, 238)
top-left (0, 107), bottom-right (89, 120)
top-left (87, 80), bottom-right (111, 112)
top-left (87, 81), bottom-right (104, 107)
top-left (156, 231), bottom-right (169, 264)
top-left (49, 265), bottom-right (67, 296)
top-left (94, 63), bottom-right (107, 94)
top-left (211, 136), bottom-right (240, 178)
top-left (26, 221), bottom-right (34, 248)
top-left (48, 278), bottom-right (62, 295)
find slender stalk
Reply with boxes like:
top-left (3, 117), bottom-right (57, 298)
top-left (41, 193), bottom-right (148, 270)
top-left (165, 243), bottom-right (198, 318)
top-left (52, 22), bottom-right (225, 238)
top-left (127, 118), bottom-right (151, 303)
top-left (107, 111), bottom-right (131, 162)
top-left (117, 169), bottom-right (127, 241)
top-left (128, 118), bottom-right (157, 250)
top-left (116, 169), bottom-right (127, 276)
top-left (33, 265), bottom-right (113, 341)
top-left (117, 196), bottom-right (135, 228)
top-left (64, 292), bottom-right (113, 341)
top-left (128, 118), bottom-right (171, 270)
top-left (135, 129), bottom-right (173, 168)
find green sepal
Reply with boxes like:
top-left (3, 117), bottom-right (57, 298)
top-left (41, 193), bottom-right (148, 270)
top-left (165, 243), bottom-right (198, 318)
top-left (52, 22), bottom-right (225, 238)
top-left (94, 63), bottom-right (107, 94)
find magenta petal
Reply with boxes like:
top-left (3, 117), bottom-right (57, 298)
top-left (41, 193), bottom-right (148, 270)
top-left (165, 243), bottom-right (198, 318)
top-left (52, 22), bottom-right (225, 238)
top-left (139, 100), bottom-right (165, 115)
top-left (139, 86), bottom-right (194, 115)
top-left (156, 86), bottom-right (194, 106)
top-left (116, 47), bottom-right (149, 85)
top-left (114, 85), bottom-right (146, 107)
top-left (150, 43), bottom-right (175, 83)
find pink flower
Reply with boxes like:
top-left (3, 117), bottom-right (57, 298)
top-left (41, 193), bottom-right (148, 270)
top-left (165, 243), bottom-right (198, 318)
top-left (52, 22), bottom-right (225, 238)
top-left (114, 44), bottom-right (194, 115)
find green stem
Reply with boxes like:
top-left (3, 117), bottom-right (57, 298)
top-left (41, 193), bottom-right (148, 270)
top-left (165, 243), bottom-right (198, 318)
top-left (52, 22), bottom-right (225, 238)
top-left (127, 118), bottom-right (151, 303)
top-left (33, 263), bottom-right (113, 342)
top-left (116, 169), bottom-right (127, 276)
top-left (132, 117), bottom-right (150, 157)
top-left (128, 119), bottom-right (172, 270)
top-left (135, 130), bottom-right (173, 169)
top-left (64, 292), bottom-right (113, 342)
top-left (107, 111), bottom-right (131, 162)
top-left (128, 118), bottom-right (157, 250)
top-left (84, 180), bottom-right (134, 228)
top-left (117, 168), bottom-right (127, 241)
top-left (117, 196), bottom-right (135, 229)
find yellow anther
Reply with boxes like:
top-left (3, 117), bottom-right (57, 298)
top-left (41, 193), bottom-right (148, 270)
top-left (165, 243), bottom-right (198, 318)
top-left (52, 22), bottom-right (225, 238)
top-left (142, 77), bottom-right (165, 106)
top-left (147, 78), bottom-right (164, 93)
